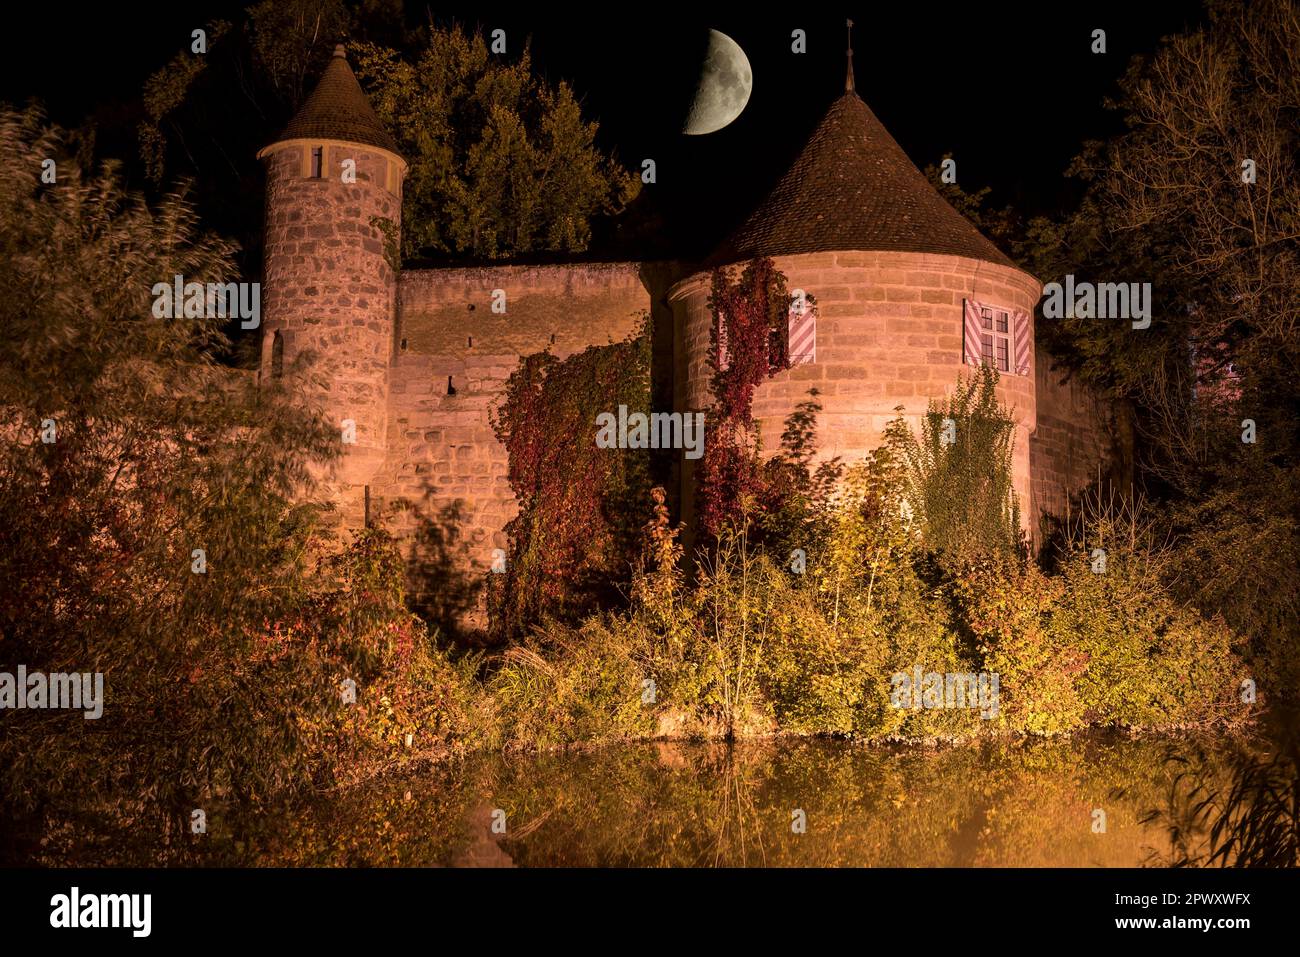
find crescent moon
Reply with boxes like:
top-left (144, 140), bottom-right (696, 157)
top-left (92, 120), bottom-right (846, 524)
top-left (683, 29), bottom-right (752, 136)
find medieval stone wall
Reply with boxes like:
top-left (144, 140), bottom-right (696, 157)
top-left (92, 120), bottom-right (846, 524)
top-left (670, 251), bottom-right (1042, 541)
top-left (255, 54), bottom-right (1118, 633)
top-left (259, 131), bottom-right (1111, 623)
top-left (1029, 345), bottom-right (1114, 531)
top-left (368, 262), bottom-right (651, 630)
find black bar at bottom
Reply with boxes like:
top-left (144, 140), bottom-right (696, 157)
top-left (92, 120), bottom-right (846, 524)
top-left (0, 866), bottom-right (1287, 944)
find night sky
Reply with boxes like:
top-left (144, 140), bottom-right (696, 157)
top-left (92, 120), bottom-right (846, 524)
top-left (3, 1), bottom-right (1208, 258)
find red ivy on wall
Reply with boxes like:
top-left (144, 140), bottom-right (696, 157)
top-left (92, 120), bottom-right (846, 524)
top-left (488, 324), bottom-right (651, 641)
top-left (696, 258), bottom-right (793, 539)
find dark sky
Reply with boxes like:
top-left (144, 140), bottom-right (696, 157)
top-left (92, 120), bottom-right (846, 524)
top-left (2, 1), bottom-right (1208, 258)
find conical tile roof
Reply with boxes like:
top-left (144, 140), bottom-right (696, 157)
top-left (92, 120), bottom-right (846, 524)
top-left (273, 45), bottom-right (401, 155)
top-left (708, 91), bottom-right (1014, 269)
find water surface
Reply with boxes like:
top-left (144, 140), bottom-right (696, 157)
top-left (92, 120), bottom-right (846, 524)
top-left (250, 734), bottom-right (1218, 867)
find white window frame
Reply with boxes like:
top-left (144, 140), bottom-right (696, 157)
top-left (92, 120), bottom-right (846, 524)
top-left (980, 306), bottom-right (1012, 373)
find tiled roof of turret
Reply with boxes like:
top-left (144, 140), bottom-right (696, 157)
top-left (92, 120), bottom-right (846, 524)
top-left (708, 91), bottom-right (1015, 270)
top-left (273, 44), bottom-right (401, 155)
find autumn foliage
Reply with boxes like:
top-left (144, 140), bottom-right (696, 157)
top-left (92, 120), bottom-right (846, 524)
top-left (488, 322), bottom-right (651, 641)
top-left (696, 258), bottom-right (794, 539)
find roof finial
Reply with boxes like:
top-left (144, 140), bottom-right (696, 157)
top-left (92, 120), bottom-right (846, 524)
top-left (333, 43), bottom-right (347, 59)
top-left (845, 19), bottom-right (855, 93)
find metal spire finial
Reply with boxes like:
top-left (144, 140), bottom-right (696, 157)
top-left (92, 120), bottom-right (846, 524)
top-left (845, 19), bottom-right (855, 93)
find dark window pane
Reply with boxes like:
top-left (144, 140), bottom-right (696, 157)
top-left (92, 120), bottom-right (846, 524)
top-left (997, 339), bottom-right (1009, 371)
top-left (311, 147), bottom-right (323, 178)
top-left (981, 334), bottom-right (994, 363)
top-left (997, 312), bottom-right (1008, 333)
top-left (980, 308), bottom-right (992, 329)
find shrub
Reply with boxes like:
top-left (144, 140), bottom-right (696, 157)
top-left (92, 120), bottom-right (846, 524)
top-left (900, 365), bottom-right (1024, 565)
top-left (1059, 551), bottom-right (1241, 730)
top-left (952, 556), bottom-right (1087, 735)
top-left (318, 528), bottom-right (492, 781)
top-left (0, 109), bottom-right (493, 861)
top-left (486, 619), bottom-right (654, 748)
top-left (492, 375), bottom-right (1247, 747)
top-left (953, 530), bottom-right (1243, 736)
top-left (0, 107), bottom-right (350, 855)
top-left (754, 388), bottom-right (842, 563)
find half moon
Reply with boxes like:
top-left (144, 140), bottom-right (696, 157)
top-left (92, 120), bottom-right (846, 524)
top-left (683, 30), bottom-right (752, 135)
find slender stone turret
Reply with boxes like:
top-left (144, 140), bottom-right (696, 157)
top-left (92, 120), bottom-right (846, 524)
top-left (257, 45), bottom-right (407, 519)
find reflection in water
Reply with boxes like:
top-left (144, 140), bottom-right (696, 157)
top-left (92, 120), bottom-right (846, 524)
top-left (1138, 714), bottom-right (1299, 867)
top-left (250, 733), bottom-right (1231, 867)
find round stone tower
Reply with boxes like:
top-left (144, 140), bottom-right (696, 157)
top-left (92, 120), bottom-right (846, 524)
top-left (671, 63), bottom-right (1041, 536)
top-left (257, 44), bottom-right (406, 520)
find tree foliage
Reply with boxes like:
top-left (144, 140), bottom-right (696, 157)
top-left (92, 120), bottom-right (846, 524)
top-left (754, 388), bottom-right (844, 562)
top-left (0, 108), bottom-right (443, 859)
top-left (134, 3), bottom-right (633, 343)
top-left (351, 25), bottom-right (641, 260)
top-left (1062, 0), bottom-right (1300, 670)
top-left (935, 1), bottom-right (1299, 678)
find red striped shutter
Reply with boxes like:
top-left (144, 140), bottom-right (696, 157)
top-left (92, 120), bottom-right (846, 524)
top-left (962, 298), bottom-right (983, 367)
top-left (788, 300), bottom-right (816, 365)
top-left (1012, 309), bottom-right (1031, 376)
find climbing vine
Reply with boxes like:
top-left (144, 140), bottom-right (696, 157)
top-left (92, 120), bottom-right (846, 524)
top-left (488, 317), bottom-right (651, 641)
top-left (696, 258), bottom-right (796, 540)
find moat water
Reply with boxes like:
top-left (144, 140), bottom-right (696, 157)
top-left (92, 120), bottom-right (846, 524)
top-left (243, 732), bottom-right (1235, 867)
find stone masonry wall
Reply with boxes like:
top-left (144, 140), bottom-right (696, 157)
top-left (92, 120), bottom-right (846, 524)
top-left (1029, 344), bottom-right (1113, 530)
top-left (260, 141), bottom-right (401, 517)
top-left (671, 251), bottom-right (1042, 543)
top-left (370, 262), bottom-right (650, 632)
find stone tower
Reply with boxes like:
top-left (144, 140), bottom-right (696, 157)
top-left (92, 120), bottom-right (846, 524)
top-left (670, 64), bottom-right (1041, 540)
top-left (257, 44), bottom-right (407, 524)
